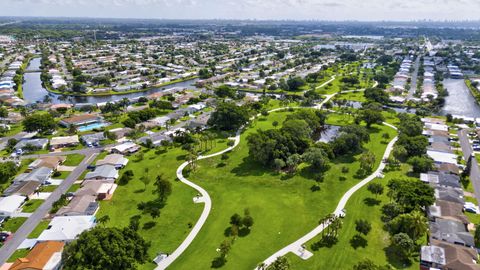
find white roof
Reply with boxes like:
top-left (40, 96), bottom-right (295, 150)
top-left (37, 215), bottom-right (96, 241)
top-left (0, 195), bottom-right (25, 215)
top-left (427, 150), bottom-right (458, 165)
top-left (112, 142), bottom-right (138, 153)
top-left (424, 123), bottom-right (449, 132)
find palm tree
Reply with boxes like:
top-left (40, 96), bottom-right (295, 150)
top-left (409, 211), bottom-right (428, 241)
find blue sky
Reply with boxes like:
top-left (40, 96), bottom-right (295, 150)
top-left (0, 0), bottom-right (479, 21)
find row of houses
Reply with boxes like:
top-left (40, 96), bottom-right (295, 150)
top-left (420, 117), bottom-right (480, 269)
top-left (0, 56), bottom-right (26, 106)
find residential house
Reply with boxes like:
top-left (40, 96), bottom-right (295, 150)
top-left (14, 139), bottom-right (49, 153)
top-left (428, 200), bottom-right (469, 225)
top-left (59, 114), bottom-right (103, 127)
top-left (37, 215), bottom-right (96, 242)
top-left (96, 154), bottom-right (128, 169)
top-left (84, 165), bottom-right (119, 181)
top-left (109, 142), bottom-right (140, 155)
top-left (50, 136), bottom-right (79, 149)
top-left (56, 194), bottom-right (98, 216)
top-left (429, 218), bottom-right (474, 247)
top-left (3, 181), bottom-right (40, 198)
top-left (13, 167), bottom-right (53, 185)
top-left (420, 171), bottom-right (461, 189)
top-left (27, 156), bottom-right (65, 171)
top-left (427, 150), bottom-right (458, 165)
top-left (420, 240), bottom-right (480, 270)
top-left (80, 133), bottom-right (105, 147)
top-left (108, 127), bottom-right (133, 141)
top-left (0, 195), bottom-right (25, 217)
top-left (435, 186), bottom-right (465, 205)
top-left (9, 241), bottom-right (65, 270)
top-left (138, 134), bottom-right (171, 147)
top-left (77, 180), bottom-right (117, 200)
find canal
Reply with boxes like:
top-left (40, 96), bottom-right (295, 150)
top-left (441, 78), bottom-right (480, 118)
top-left (22, 58), bottom-right (201, 104)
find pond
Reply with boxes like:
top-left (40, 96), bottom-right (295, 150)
top-left (440, 78), bottom-right (480, 118)
top-left (318, 125), bottom-right (341, 143)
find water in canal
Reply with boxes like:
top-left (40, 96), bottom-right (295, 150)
top-left (441, 78), bottom-right (480, 118)
top-left (22, 58), bottom-right (201, 104)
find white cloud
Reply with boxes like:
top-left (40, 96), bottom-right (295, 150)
top-left (1, 0), bottom-right (480, 20)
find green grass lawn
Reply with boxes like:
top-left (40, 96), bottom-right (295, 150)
top-left (53, 171), bottom-right (70, 179)
top-left (96, 146), bottom-right (203, 270)
top-left (288, 164), bottom-right (419, 270)
top-left (64, 154), bottom-right (85, 166)
top-left (27, 220), bottom-right (50, 238)
top-left (39, 185), bottom-right (57, 192)
top-left (21, 199), bottom-right (44, 213)
top-left (335, 90), bottom-right (367, 102)
top-left (7, 248), bottom-right (30, 262)
top-left (67, 183), bottom-right (81, 193)
top-left (169, 109), bottom-right (397, 270)
top-left (1, 217), bottom-right (27, 233)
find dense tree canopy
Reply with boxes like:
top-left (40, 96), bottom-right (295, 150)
top-left (387, 178), bottom-right (435, 212)
top-left (208, 102), bottom-right (250, 131)
top-left (62, 227), bottom-right (150, 270)
top-left (23, 112), bottom-right (56, 133)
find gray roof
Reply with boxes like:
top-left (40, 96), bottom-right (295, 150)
top-left (85, 165), bottom-right (118, 180)
top-left (422, 171), bottom-right (461, 189)
top-left (81, 132), bottom-right (106, 144)
top-left (14, 138), bottom-right (49, 150)
top-left (13, 167), bottom-right (52, 184)
top-left (430, 219), bottom-right (475, 247)
top-left (435, 186), bottom-right (465, 205)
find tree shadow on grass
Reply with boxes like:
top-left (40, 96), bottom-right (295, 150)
top-left (363, 197), bottom-right (381, 206)
top-left (311, 235), bottom-right (338, 251)
top-left (384, 246), bottom-right (413, 269)
top-left (230, 156), bottom-right (272, 177)
top-left (350, 235), bottom-right (368, 249)
top-left (142, 221), bottom-right (156, 230)
top-left (238, 227), bottom-right (251, 237)
top-left (176, 154), bottom-right (187, 161)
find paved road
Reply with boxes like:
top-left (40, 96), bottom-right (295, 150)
top-left (155, 130), bottom-right (241, 269)
top-left (458, 129), bottom-right (480, 205)
top-left (407, 56), bottom-right (421, 100)
top-left (0, 152), bottom-right (98, 264)
top-left (256, 124), bottom-right (398, 269)
top-left (315, 75), bottom-right (336, 90)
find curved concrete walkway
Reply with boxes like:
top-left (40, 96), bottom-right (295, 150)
top-left (256, 122), bottom-right (397, 269)
top-left (155, 80), bottom-right (379, 269)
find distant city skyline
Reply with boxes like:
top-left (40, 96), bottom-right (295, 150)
top-left (1, 0), bottom-right (479, 21)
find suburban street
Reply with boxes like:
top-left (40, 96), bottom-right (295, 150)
top-left (407, 56), bottom-right (421, 99)
top-left (0, 152), bottom-right (98, 264)
top-left (458, 129), bottom-right (480, 204)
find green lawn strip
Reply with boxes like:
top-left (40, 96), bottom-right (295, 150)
top-left (21, 199), bottom-right (44, 213)
top-left (335, 90), bottom-right (367, 102)
top-left (6, 248), bottom-right (30, 262)
top-left (288, 164), bottom-right (419, 269)
top-left (64, 154), bottom-right (85, 166)
top-left (28, 220), bottom-right (50, 238)
top-left (169, 110), bottom-right (397, 269)
top-left (1, 217), bottom-right (28, 233)
top-left (96, 146), bottom-right (203, 270)
top-left (39, 185), bottom-right (57, 192)
top-left (465, 212), bottom-right (480, 226)
top-left (67, 183), bottom-right (81, 193)
top-left (53, 171), bottom-right (70, 179)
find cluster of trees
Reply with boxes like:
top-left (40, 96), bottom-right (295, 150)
top-left (0, 161), bottom-right (18, 184)
top-left (312, 214), bottom-right (342, 250)
top-left (123, 108), bottom-right (160, 128)
top-left (212, 209), bottom-right (254, 268)
top-left (247, 110), bottom-right (326, 170)
top-left (258, 256), bottom-right (290, 270)
top-left (62, 227), bottom-right (150, 270)
top-left (208, 102), bottom-right (250, 131)
top-left (350, 219), bottom-right (372, 249)
top-left (278, 76), bottom-right (306, 91)
top-left (380, 178), bottom-right (434, 260)
top-left (393, 114), bottom-right (432, 173)
top-left (23, 112), bottom-right (56, 134)
top-left (355, 103), bottom-right (385, 128)
top-left (364, 88), bottom-right (389, 104)
top-left (330, 125), bottom-right (370, 156)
